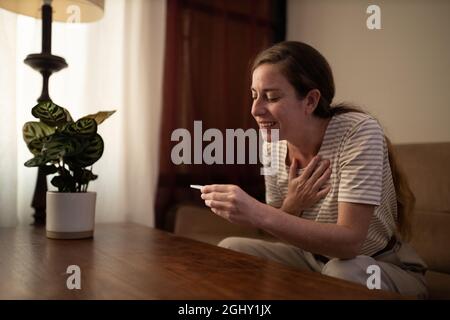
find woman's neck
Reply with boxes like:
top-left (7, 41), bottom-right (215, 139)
top-left (287, 116), bottom-right (331, 168)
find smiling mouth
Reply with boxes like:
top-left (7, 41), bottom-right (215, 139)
top-left (258, 121), bottom-right (277, 129)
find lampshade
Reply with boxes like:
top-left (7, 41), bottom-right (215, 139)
top-left (0, 0), bottom-right (104, 23)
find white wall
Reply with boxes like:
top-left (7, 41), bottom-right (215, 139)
top-left (287, 0), bottom-right (450, 143)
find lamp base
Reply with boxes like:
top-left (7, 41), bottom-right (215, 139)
top-left (24, 53), bottom-right (68, 102)
top-left (24, 53), bottom-right (67, 73)
top-left (31, 166), bottom-right (48, 226)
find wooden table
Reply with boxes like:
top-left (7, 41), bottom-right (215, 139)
top-left (0, 223), bottom-right (403, 299)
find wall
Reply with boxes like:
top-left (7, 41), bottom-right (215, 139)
top-left (287, 0), bottom-right (450, 143)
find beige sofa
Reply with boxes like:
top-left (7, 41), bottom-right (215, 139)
top-left (173, 142), bottom-right (450, 299)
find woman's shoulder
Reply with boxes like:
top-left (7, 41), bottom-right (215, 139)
top-left (333, 111), bottom-right (381, 134)
top-left (330, 111), bottom-right (384, 149)
top-left (334, 110), bottom-right (375, 125)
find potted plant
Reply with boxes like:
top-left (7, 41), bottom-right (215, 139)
top-left (23, 101), bottom-right (115, 239)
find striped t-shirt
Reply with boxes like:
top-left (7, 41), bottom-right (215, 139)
top-left (263, 111), bottom-right (398, 257)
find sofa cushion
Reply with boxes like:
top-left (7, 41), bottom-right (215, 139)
top-left (393, 143), bottom-right (450, 276)
top-left (410, 210), bottom-right (450, 274)
top-left (425, 270), bottom-right (450, 299)
top-left (393, 143), bottom-right (450, 213)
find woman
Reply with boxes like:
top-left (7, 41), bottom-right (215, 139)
top-left (200, 41), bottom-right (428, 298)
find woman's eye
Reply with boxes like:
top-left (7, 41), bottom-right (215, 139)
top-left (267, 97), bottom-right (280, 102)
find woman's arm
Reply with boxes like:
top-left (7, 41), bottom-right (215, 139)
top-left (260, 201), bottom-right (374, 259)
top-left (201, 184), bottom-right (373, 259)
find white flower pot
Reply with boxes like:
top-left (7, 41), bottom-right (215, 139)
top-left (46, 191), bottom-right (97, 239)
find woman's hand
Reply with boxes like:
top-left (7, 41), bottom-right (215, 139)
top-left (281, 156), bottom-right (332, 215)
top-left (201, 185), bottom-right (263, 228)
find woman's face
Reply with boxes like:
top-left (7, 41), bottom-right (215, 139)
top-left (251, 63), bottom-right (307, 142)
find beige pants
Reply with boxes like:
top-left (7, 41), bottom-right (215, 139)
top-left (218, 237), bottom-right (428, 299)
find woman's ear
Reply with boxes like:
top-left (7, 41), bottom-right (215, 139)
top-left (304, 89), bottom-right (321, 114)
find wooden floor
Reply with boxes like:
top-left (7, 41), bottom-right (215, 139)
top-left (0, 223), bottom-right (404, 299)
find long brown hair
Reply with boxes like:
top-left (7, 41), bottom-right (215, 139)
top-left (252, 41), bottom-right (414, 240)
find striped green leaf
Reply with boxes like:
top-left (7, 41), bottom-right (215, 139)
top-left (62, 118), bottom-right (97, 137)
top-left (81, 110), bottom-right (116, 125)
top-left (31, 101), bottom-right (67, 126)
top-left (66, 134), bottom-right (104, 168)
top-left (27, 136), bottom-right (49, 156)
top-left (73, 168), bottom-right (98, 185)
top-left (23, 121), bottom-right (55, 144)
top-left (42, 134), bottom-right (83, 161)
top-left (24, 155), bottom-right (47, 167)
top-left (63, 108), bottom-right (74, 123)
top-left (23, 122), bottom-right (55, 155)
top-left (51, 172), bottom-right (76, 192)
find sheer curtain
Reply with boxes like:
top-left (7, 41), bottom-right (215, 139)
top-left (0, 0), bottom-right (166, 227)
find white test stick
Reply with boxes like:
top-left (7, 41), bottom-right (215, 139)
top-left (190, 184), bottom-right (204, 190)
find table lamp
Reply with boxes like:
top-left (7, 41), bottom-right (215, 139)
top-left (0, 0), bottom-right (104, 225)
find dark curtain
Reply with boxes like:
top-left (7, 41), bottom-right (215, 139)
top-left (156, 0), bottom-right (286, 231)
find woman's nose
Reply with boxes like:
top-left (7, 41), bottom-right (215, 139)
top-left (251, 99), bottom-right (266, 118)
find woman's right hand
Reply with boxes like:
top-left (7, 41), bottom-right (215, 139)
top-left (281, 156), bottom-right (332, 215)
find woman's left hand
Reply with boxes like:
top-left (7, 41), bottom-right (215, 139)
top-left (201, 184), bottom-right (263, 228)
